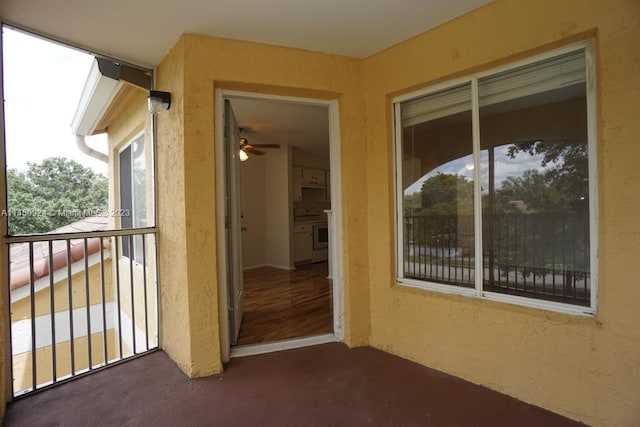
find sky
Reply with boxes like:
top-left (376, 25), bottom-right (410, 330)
top-left (2, 27), bottom-right (108, 175)
top-left (404, 144), bottom-right (546, 195)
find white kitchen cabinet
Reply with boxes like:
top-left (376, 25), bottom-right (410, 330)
top-left (292, 167), bottom-right (330, 202)
top-left (293, 224), bottom-right (313, 265)
top-left (301, 168), bottom-right (326, 188)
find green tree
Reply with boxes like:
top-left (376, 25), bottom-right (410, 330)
top-left (487, 140), bottom-right (590, 283)
top-left (6, 157), bottom-right (107, 234)
top-left (504, 140), bottom-right (588, 213)
top-left (495, 169), bottom-right (573, 214)
top-left (405, 173), bottom-right (474, 247)
top-left (421, 173), bottom-right (473, 214)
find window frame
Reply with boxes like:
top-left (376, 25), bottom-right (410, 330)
top-left (118, 131), bottom-right (147, 264)
top-left (393, 41), bottom-right (598, 316)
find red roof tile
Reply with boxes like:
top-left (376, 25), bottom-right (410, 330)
top-left (10, 216), bottom-right (109, 291)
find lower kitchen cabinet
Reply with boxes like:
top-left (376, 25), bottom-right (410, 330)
top-left (293, 223), bottom-right (313, 265)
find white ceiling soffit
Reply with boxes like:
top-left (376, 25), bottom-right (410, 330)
top-left (0, 0), bottom-right (492, 68)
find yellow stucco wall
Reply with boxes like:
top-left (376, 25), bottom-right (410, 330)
top-left (156, 34), bottom-right (369, 376)
top-left (11, 259), bottom-right (113, 320)
top-left (12, 330), bottom-right (119, 393)
top-left (9, 259), bottom-right (118, 394)
top-left (153, 2), bottom-right (640, 423)
top-left (155, 38), bottom-right (194, 375)
top-left (9, 258), bottom-right (116, 398)
top-left (105, 87), bottom-right (159, 352)
top-left (362, 0), bottom-right (640, 425)
top-left (2, 1), bottom-right (633, 425)
top-left (115, 257), bottom-right (158, 351)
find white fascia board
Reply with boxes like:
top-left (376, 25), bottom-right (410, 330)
top-left (70, 59), bottom-right (123, 136)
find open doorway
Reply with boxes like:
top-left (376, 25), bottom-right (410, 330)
top-left (215, 90), bottom-right (343, 360)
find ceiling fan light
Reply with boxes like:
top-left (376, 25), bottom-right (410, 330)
top-left (239, 149), bottom-right (249, 162)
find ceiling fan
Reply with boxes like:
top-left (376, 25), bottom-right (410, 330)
top-left (238, 134), bottom-right (280, 161)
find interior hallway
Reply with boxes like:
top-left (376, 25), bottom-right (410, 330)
top-left (237, 262), bottom-right (332, 346)
top-left (3, 343), bottom-right (582, 426)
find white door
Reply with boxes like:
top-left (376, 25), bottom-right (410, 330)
top-left (224, 99), bottom-right (244, 345)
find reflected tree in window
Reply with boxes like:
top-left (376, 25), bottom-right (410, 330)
top-left (484, 139), bottom-right (590, 299)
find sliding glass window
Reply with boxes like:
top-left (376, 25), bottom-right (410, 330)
top-left (394, 43), bottom-right (597, 314)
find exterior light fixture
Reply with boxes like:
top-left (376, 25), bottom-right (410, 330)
top-left (239, 149), bottom-right (249, 162)
top-left (147, 90), bottom-right (171, 114)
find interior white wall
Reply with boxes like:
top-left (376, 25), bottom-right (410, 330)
top-left (265, 145), bottom-right (293, 269)
top-left (240, 155), bottom-right (267, 268)
top-left (239, 143), bottom-right (294, 271)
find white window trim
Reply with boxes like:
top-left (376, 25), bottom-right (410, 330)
top-left (393, 41), bottom-right (598, 316)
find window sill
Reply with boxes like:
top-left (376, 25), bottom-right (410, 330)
top-left (396, 278), bottom-right (596, 317)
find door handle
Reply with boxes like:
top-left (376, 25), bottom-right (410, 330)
top-left (241, 226), bottom-right (248, 232)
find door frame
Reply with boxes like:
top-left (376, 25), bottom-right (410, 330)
top-left (214, 88), bottom-right (344, 362)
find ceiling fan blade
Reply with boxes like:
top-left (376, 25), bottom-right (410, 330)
top-left (249, 144), bottom-right (280, 149)
top-left (244, 146), bottom-right (265, 155)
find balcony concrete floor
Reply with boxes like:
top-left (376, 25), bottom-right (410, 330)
top-left (4, 343), bottom-right (583, 426)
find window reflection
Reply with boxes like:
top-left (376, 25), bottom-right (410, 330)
top-left (397, 47), bottom-right (593, 308)
top-left (402, 83), bottom-right (475, 287)
top-left (479, 79), bottom-right (590, 303)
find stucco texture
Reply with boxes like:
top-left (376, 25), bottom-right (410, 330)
top-left (155, 34), bottom-right (370, 377)
top-left (362, 0), bottom-right (640, 426)
top-left (105, 87), bottom-right (159, 353)
top-left (12, 330), bottom-right (119, 393)
top-left (4, 4), bottom-right (640, 425)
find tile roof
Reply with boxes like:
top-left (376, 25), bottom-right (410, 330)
top-left (10, 215), bottom-right (109, 290)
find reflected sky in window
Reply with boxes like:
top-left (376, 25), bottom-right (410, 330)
top-left (405, 143), bottom-right (547, 195)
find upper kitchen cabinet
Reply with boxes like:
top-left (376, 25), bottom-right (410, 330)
top-left (293, 166), bottom-right (330, 202)
top-left (301, 168), bottom-right (326, 188)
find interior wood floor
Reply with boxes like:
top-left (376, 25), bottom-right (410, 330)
top-left (236, 262), bottom-right (333, 346)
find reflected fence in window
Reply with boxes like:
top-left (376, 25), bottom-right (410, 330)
top-left (404, 214), bottom-right (476, 288)
top-left (404, 213), bottom-right (591, 306)
top-left (7, 228), bottom-right (159, 397)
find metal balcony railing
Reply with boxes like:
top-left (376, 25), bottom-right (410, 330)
top-left (404, 213), bottom-right (591, 306)
top-left (7, 228), bottom-right (159, 397)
